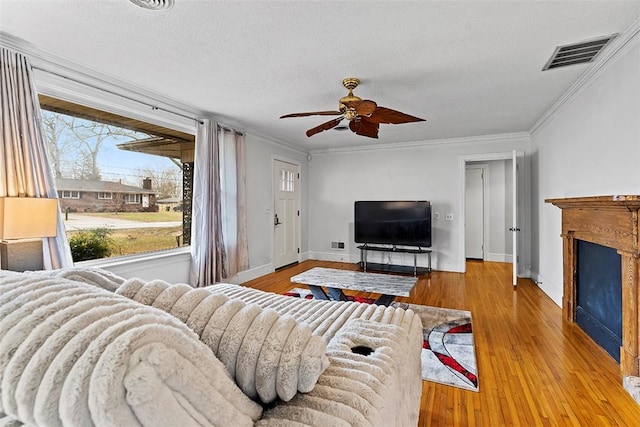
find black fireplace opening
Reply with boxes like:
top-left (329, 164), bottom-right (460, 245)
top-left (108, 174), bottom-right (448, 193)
top-left (576, 240), bottom-right (622, 363)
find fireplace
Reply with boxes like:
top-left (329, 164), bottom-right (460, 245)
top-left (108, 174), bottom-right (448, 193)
top-left (547, 195), bottom-right (640, 403)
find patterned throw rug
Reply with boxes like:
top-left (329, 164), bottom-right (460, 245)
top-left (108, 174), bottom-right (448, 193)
top-left (285, 288), bottom-right (479, 392)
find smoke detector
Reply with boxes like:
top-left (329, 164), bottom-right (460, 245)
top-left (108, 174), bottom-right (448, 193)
top-left (129, 0), bottom-right (174, 11)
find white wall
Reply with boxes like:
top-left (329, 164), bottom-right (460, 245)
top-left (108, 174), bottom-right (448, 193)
top-left (530, 33), bottom-right (640, 306)
top-left (307, 136), bottom-right (530, 272)
top-left (488, 159), bottom-right (514, 261)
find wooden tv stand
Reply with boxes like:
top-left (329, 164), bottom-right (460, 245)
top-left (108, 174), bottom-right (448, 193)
top-left (357, 244), bottom-right (431, 276)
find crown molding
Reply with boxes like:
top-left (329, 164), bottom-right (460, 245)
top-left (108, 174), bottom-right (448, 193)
top-left (308, 132), bottom-right (530, 155)
top-left (244, 129), bottom-right (308, 156)
top-left (530, 17), bottom-right (640, 135)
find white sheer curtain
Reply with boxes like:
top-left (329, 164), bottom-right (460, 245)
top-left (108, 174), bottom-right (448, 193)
top-left (190, 120), bottom-right (248, 287)
top-left (0, 47), bottom-right (73, 269)
top-left (218, 127), bottom-right (249, 275)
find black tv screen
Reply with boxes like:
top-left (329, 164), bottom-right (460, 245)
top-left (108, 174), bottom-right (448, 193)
top-left (355, 201), bottom-right (431, 247)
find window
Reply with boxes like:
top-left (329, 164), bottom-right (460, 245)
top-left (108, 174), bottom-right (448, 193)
top-left (39, 95), bottom-right (195, 261)
top-left (61, 191), bottom-right (80, 199)
top-left (280, 169), bottom-right (295, 192)
top-left (124, 194), bottom-right (141, 204)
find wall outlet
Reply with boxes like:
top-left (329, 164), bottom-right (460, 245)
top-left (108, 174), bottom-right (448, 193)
top-left (445, 213), bottom-right (454, 221)
top-left (434, 212), bottom-right (440, 220)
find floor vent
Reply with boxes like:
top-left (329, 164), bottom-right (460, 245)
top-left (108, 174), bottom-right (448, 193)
top-left (542, 34), bottom-right (617, 71)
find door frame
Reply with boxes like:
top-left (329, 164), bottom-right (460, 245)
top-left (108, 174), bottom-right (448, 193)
top-left (271, 155), bottom-right (302, 270)
top-left (458, 151), bottom-right (525, 275)
top-left (465, 163), bottom-right (489, 260)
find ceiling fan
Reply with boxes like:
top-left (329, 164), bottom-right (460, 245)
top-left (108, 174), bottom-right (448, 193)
top-left (279, 78), bottom-right (425, 139)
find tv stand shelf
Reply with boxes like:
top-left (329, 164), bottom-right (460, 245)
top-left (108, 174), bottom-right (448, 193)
top-left (357, 245), bottom-right (431, 276)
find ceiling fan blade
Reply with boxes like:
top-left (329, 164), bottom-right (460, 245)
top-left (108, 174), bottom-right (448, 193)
top-left (349, 117), bottom-right (379, 139)
top-left (306, 117), bottom-right (344, 137)
top-left (280, 110), bottom-right (342, 119)
top-left (342, 100), bottom-right (378, 116)
top-left (367, 106), bottom-right (425, 124)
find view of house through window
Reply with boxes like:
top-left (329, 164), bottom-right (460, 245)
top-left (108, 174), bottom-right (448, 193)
top-left (39, 96), bottom-right (195, 262)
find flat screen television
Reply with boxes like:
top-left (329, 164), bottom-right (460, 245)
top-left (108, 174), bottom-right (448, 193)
top-left (354, 200), bottom-right (432, 248)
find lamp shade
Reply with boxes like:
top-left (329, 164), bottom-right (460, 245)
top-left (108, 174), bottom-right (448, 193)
top-left (0, 197), bottom-right (58, 239)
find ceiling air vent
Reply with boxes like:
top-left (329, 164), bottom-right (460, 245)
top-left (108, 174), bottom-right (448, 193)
top-left (542, 34), bottom-right (617, 71)
top-left (129, 0), bottom-right (174, 11)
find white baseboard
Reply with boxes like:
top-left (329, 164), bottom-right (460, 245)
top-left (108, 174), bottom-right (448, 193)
top-left (307, 251), bottom-right (358, 264)
top-left (237, 262), bottom-right (274, 284)
top-left (439, 261), bottom-right (463, 273)
top-left (529, 269), bottom-right (562, 308)
top-left (486, 252), bottom-right (512, 263)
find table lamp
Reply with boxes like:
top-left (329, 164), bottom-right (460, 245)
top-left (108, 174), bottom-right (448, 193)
top-left (0, 197), bottom-right (58, 271)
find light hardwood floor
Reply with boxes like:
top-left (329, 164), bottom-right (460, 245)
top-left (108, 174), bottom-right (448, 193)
top-left (242, 259), bottom-right (640, 426)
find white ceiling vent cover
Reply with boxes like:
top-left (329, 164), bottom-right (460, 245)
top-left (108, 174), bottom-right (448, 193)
top-left (129, 0), bottom-right (174, 11)
top-left (542, 34), bottom-right (618, 71)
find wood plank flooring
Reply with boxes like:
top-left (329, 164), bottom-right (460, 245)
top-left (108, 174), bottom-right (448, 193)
top-left (241, 259), bottom-right (640, 426)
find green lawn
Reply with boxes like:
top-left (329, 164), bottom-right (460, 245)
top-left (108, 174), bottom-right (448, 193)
top-left (109, 226), bottom-right (184, 256)
top-left (77, 211), bottom-right (182, 222)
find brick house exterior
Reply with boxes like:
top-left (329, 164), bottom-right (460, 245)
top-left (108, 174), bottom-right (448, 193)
top-left (56, 178), bottom-right (157, 213)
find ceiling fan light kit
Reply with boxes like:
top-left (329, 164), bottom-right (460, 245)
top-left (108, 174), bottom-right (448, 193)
top-left (128, 0), bottom-right (174, 11)
top-left (280, 77), bottom-right (425, 139)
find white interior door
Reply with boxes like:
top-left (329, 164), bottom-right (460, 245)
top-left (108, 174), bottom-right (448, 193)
top-left (511, 150), bottom-right (519, 286)
top-left (465, 167), bottom-right (484, 259)
top-left (273, 159), bottom-right (299, 269)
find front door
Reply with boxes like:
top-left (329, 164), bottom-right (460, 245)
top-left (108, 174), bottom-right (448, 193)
top-left (273, 159), bottom-right (299, 269)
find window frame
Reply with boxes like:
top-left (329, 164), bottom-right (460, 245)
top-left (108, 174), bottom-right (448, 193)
top-left (124, 193), bottom-right (141, 204)
top-left (36, 91), bottom-right (195, 263)
top-left (16, 43), bottom-right (200, 273)
top-left (61, 190), bottom-right (80, 199)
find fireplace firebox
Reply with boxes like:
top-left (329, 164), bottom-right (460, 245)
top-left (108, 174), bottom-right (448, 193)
top-left (576, 240), bottom-right (622, 362)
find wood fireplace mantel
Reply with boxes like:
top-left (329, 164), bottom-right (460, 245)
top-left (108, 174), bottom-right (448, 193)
top-left (546, 195), bottom-right (640, 379)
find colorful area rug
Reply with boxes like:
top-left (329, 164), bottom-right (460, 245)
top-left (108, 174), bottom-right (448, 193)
top-left (285, 288), bottom-right (479, 392)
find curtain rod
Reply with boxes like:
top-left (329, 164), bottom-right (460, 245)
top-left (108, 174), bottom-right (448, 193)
top-left (217, 124), bottom-right (245, 136)
top-left (32, 66), bottom-right (205, 125)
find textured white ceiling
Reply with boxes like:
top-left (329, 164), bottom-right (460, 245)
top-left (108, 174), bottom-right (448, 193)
top-left (1, 0), bottom-right (639, 151)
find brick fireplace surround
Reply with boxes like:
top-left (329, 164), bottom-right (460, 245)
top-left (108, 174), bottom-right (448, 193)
top-left (547, 196), bottom-right (640, 404)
